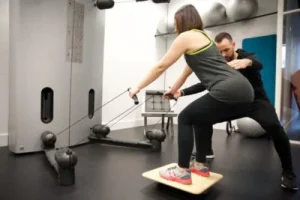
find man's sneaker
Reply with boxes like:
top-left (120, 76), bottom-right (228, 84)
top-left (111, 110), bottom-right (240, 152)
top-left (159, 165), bottom-right (192, 185)
top-left (190, 160), bottom-right (210, 177)
top-left (281, 170), bottom-right (298, 191)
top-left (191, 149), bottom-right (215, 159)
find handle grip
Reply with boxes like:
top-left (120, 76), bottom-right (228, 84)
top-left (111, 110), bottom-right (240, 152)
top-left (156, 91), bottom-right (177, 101)
top-left (165, 94), bottom-right (177, 101)
top-left (128, 88), bottom-right (139, 105)
top-left (132, 95), bottom-right (139, 105)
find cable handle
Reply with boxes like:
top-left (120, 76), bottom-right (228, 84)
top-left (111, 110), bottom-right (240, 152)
top-left (127, 88), bottom-right (139, 105)
top-left (156, 91), bottom-right (177, 101)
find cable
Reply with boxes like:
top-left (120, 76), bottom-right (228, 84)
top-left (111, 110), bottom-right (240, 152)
top-left (55, 89), bottom-right (128, 137)
top-left (108, 96), bottom-right (153, 128)
top-left (148, 100), bottom-right (178, 131)
top-left (71, 91), bottom-right (177, 146)
top-left (73, 95), bottom-right (154, 146)
top-left (104, 105), bottom-right (137, 127)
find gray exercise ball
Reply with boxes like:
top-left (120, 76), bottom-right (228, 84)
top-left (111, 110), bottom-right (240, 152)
top-left (201, 2), bottom-right (226, 27)
top-left (157, 16), bottom-right (175, 34)
top-left (236, 117), bottom-right (266, 137)
top-left (226, 0), bottom-right (258, 21)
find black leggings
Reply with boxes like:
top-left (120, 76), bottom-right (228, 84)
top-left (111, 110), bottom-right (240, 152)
top-left (178, 93), bottom-right (251, 168)
top-left (206, 99), bottom-right (293, 171)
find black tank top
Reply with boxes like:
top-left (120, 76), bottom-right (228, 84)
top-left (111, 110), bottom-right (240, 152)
top-left (184, 29), bottom-right (254, 103)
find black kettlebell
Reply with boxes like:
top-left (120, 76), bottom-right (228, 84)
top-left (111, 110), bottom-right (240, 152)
top-left (41, 131), bottom-right (57, 148)
top-left (55, 148), bottom-right (78, 169)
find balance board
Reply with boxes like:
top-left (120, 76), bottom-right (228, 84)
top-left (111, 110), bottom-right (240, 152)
top-left (142, 163), bottom-right (223, 194)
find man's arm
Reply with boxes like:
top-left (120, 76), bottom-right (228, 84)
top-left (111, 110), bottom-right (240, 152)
top-left (244, 54), bottom-right (263, 70)
top-left (181, 82), bottom-right (206, 96)
top-left (228, 54), bottom-right (263, 71)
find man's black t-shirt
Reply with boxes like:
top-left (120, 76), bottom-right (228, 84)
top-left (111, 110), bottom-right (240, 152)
top-left (236, 49), bottom-right (269, 101)
top-left (182, 48), bottom-right (270, 101)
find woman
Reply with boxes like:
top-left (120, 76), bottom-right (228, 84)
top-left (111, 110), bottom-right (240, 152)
top-left (129, 4), bottom-right (254, 185)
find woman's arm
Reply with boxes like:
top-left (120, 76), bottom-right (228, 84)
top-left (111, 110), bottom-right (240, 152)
top-left (132, 34), bottom-right (188, 94)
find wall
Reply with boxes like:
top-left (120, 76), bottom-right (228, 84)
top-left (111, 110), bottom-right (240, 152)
top-left (165, 0), bottom-right (278, 129)
top-left (102, 1), bottom-right (168, 130)
top-left (0, 0), bottom-right (9, 146)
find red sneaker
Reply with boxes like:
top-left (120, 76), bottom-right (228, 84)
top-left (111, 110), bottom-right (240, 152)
top-left (190, 161), bottom-right (210, 177)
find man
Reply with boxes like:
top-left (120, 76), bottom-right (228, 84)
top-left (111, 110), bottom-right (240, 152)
top-left (173, 32), bottom-right (298, 191)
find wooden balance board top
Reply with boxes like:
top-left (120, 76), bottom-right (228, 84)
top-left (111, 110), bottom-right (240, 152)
top-left (142, 163), bottom-right (223, 195)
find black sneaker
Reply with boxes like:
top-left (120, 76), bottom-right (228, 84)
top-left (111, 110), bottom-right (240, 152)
top-left (191, 149), bottom-right (215, 159)
top-left (281, 170), bottom-right (298, 191)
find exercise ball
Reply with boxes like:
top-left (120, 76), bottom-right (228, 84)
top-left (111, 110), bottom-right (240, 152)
top-left (201, 2), bottom-right (226, 27)
top-left (157, 16), bottom-right (175, 34)
top-left (236, 117), bottom-right (266, 137)
top-left (226, 0), bottom-right (258, 21)
top-left (55, 148), bottom-right (78, 169)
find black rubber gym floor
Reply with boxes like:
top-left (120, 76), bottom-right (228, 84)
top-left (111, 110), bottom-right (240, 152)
top-left (0, 126), bottom-right (299, 200)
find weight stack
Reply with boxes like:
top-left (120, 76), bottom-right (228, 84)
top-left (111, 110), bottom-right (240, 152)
top-left (8, 0), bottom-right (105, 154)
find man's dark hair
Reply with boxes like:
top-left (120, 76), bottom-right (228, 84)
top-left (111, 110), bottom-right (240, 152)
top-left (215, 32), bottom-right (233, 43)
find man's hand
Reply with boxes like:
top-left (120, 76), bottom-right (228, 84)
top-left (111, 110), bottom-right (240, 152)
top-left (227, 59), bottom-right (252, 70)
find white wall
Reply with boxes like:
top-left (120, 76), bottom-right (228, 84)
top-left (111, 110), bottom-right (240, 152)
top-left (0, 0), bottom-right (9, 146)
top-left (102, 1), bottom-right (168, 130)
top-left (165, 0), bottom-right (277, 130)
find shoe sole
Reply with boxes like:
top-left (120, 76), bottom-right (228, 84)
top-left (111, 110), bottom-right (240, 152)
top-left (206, 155), bottom-right (215, 159)
top-left (191, 154), bottom-right (215, 159)
top-left (281, 184), bottom-right (298, 191)
top-left (191, 168), bottom-right (210, 177)
top-left (159, 174), bottom-right (192, 185)
top-left (281, 177), bottom-right (298, 191)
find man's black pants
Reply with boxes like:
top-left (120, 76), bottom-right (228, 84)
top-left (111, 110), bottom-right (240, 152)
top-left (207, 99), bottom-right (293, 171)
